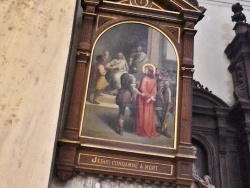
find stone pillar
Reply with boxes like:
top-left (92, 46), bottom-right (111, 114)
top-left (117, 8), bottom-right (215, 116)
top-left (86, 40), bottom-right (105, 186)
top-left (225, 3), bottom-right (250, 187)
top-left (215, 107), bottom-right (229, 188)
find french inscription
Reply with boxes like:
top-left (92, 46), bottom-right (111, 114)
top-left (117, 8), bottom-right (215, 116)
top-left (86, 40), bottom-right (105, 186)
top-left (91, 156), bottom-right (159, 171)
top-left (78, 154), bottom-right (172, 175)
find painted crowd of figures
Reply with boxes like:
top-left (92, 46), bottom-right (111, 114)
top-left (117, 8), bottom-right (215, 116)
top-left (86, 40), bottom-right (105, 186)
top-left (87, 46), bottom-right (176, 138)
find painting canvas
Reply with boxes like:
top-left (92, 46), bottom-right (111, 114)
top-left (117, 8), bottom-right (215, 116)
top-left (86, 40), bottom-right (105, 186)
top-left (80, 23), bottom-right (178, 149)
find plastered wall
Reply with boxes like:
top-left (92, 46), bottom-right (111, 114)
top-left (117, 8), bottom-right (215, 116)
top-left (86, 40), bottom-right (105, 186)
top-left (194, 0), bottom-right (250, 105)
top-left (0, 0), bottom-right (250, 188)
top-left (0, 0), bottom-right (76, 187)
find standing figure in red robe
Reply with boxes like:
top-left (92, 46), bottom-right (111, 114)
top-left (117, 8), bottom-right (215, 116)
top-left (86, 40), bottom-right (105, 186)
top-left (136, 64), bottom-right (159, 137)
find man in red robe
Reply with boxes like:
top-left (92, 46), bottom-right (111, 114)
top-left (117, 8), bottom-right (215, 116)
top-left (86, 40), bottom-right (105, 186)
top-left (136, 64), bottom-right (159, 137)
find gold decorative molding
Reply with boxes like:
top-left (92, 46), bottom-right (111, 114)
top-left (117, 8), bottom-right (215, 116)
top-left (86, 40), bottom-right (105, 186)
top-left (180, 67), bottom-right (194, 79)
top-left (83, 12), bottom-right (97, 16)
top-left (103, 0), bottom-right (179, 13)
top-left (76, 51), bottom-right (90, 64)
top-left (152, 2), bottom-right (164, 10)
top-left (170, 0), bottom-right (201, 12)
top-left (180, 67), bottom-right (195, 72)
top-left (182, 0), bottom-right (200, 11)
top-left (175, 154), bottom-right (196, 159)
top-left (118, 0), bottom-right (130, 4)
top-left (133, 0), bottom-right (149, 7)
top-left (58, 138), bottom-right (80, 144)
top-left (65, 127), bottom-right (80, 131)
top-left (96, 15), bottom-right (117, 30)
top-left (104, 0), bottom-right (201, 12)
top-left (182, 76), bottom-right (192, 79)
top-left (99, 7), bottom-right (180, 22)
top-left (76, 51), bottom-right (91, 56)
top-left (77, 60), bottom-right (88, 64)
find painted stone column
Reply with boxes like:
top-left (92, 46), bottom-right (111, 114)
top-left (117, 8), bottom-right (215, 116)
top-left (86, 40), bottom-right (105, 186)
top-left (215, 107), bottom-right (229, 188)
top-left (225, 3), bottom-right (250, 188)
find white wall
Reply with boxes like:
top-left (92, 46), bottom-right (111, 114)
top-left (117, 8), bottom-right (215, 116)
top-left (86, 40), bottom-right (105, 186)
top-left (194, 0), bottom-right (250, 106)
top-left (0, 1), bottom-right (76, 187)
top-left (0, 0), bottom-right (249, 188)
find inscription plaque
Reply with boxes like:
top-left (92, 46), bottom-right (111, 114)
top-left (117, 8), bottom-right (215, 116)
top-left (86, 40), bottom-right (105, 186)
top-left (77, 153), bottom-right (173, 178)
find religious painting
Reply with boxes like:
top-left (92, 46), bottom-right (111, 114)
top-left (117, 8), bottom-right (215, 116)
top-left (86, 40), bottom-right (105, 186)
top-left (80, 22), bottom-right (178, 150)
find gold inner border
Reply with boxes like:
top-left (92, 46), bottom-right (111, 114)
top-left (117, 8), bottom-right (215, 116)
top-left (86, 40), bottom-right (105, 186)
top-left (103, 0), bottom-right (180, 14)
top-left (78, 153), bottom-right (174, 176)
top-left (79, 21), bottom-right (180, 153)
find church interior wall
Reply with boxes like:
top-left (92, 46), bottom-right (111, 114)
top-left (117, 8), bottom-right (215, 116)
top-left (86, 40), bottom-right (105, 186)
top-left (0, 0), bottom-right (249, 188)
top-left (194, 0), bottom-right (250, 106)
top-left (0, 1), bottom-right (76, 187)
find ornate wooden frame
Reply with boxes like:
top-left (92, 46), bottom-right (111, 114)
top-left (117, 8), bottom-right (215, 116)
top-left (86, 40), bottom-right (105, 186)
top-left (55, 0), bottom-right (205, 187)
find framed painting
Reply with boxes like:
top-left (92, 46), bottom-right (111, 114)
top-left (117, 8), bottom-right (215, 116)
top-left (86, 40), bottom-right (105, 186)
top-left (79, 22), bottom-right (179, 154)
top-left (56, 0), bottom-right (205, 185)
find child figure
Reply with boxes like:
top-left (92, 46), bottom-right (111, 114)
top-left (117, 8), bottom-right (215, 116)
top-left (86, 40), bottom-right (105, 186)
top-left (92, 55), bottom-right (109, 104)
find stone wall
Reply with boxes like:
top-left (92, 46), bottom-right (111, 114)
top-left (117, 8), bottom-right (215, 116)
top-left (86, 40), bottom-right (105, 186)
top-left (0, 0), bottom-right (76, 187)
top-left (1, 0), bottom-right (250, 188)
top-left (194, 0), bottom-right (250, 105)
